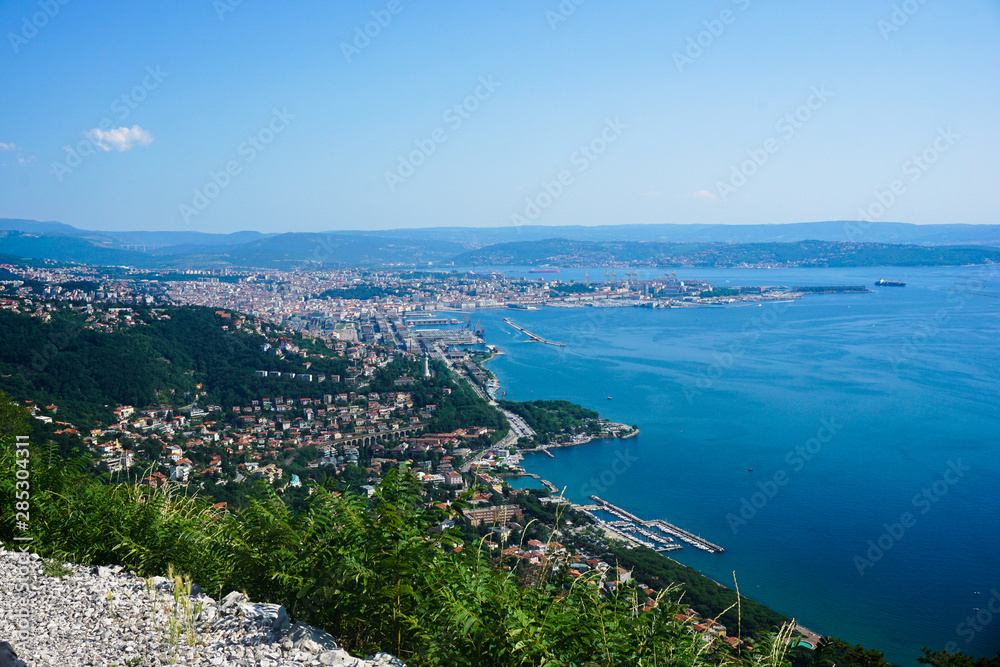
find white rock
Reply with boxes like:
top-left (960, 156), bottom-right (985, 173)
top-left (0, 552), bottom-right (407, 667)
top-left (320, 649), bottom-right (361, 666)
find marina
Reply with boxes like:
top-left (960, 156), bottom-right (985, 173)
top-left (588, 496), bottom-right (725, 553)
top-left (478, 267), bottom-right (999, 664)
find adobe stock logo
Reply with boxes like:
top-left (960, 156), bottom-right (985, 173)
top-left (384, 76), bottom-right (500, 192)
top-left (510, 117), bottom-right (626, 227)
top-left (684, 300), bottom-right (790, 405)
top-left (852, 459), bottom-right (970, 577)
top-left (845, 127), bottom-right (959, 240)
top-left (579, 449), bottom-right (639, 497)
top-left (51, 66), bottom-right (167, 182)
top-left (672, 0), bottom-right (751, 73)
top-left (340, 0), bottom-right (412, 63)
top-left (546, 0), bottom-right (585, 31)
top-left (179, 108), bottom-right (294, 224)
top-left (944, 589), bottom-right (1000, 653)
top-left (8, 0), bottom-right (70, 54)
top-left (715, 85), bottom-right (832, 202)
top-left (725, 417), bottom-right (841, 534)
top-left (877, 0), bottom-right (930, 40)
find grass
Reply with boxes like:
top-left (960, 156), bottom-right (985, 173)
top-left (41, 558), bottom-right (73, 578)
top-left (3, 444), bottom-right (799, 667)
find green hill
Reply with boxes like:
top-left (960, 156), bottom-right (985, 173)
top-left (0, 305), bottom-right (348, 428)
top-left (452, 239), bottom-right (1000, 268)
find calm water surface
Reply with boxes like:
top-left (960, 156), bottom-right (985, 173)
top-left (474, 266), bottom-right (1000, 665)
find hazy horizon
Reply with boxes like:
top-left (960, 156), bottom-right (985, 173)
top-left (2, 2), bottom-right (998, 233)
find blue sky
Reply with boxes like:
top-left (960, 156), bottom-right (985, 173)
top-left (1, 0), bottom-right (998, 233)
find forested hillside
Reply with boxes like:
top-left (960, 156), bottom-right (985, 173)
top-left (0, 306), bottom-right (348, 427)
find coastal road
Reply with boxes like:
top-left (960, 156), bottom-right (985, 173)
top-left (460, 424), bottom-right (519, 473)
top-left (500, 409), bottom-right (535, 439)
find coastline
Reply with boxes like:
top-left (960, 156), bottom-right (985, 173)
top-left (522, 428), bottom-right (639, 454)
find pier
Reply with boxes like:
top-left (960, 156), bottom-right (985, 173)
top-left (502, 318), bottom-right (566, 346)
top-left (589, 496), bottom-right (725, 553)
top-left (521, 472), bottom-right (560, 494)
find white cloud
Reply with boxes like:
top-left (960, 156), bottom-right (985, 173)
top-left (84, 125), bottom-right (154, 152)
top-left (690, 189), bottom-right (718, 200)
top-left (0, 141), bottom-right (34, 167)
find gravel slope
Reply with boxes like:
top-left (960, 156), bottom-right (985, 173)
top-left (0, 548), bottom-right (406, 667)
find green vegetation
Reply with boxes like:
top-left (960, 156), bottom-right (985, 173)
top-left (700, 287), bottom-right (740, 298)
top-left (0, 304), bottom-right (983, 667)
top-left (581, 538), bottom-right (789, 638)
top-left (42, 558), bottom-right (74, 578)
top-left (0, 378), bottom-right (979, 667)
top-left (0, 306), bottom-right (349, 427)
top-left (1, 438), bottom-right (793, 666)
top-left (467, 350), bottom-right (496, 364)
top-left (499, 399), bottom-right (603, 444)
top-left (453, 239), bottom-right (1000, 268)
top-left (918, 648), bottom-right (1000, 667)
top-left (550, 283), bottom-right (596, 293)
top-left (55, 279), bottom-right (103, 292)
top-left (367, 357), bottom-right (506, 438)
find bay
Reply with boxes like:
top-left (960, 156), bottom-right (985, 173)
top-left (472, 266), bottom-right (1000, 665)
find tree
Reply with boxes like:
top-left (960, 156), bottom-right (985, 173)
top-left (919, 648), bottom-right (1000, 667)
top-left (0, 391), bottom-right (29, 441)
top-left (814, 637), bottom-right (896, 667)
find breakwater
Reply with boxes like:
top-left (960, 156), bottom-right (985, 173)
top-left (589, 496), bottom-right (724, 553)
top-left (502, 317), bottom-right (566, 346)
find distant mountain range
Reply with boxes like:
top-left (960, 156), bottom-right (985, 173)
top-left (1, 218), bottom-right (999, 269)
top-left (452, 238), bottom-right (1000, 268)
top-left (356, 221), bottom-right (1000, 246)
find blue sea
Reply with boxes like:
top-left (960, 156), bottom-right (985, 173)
top-left (472, 266), bottom-right (1000, 665)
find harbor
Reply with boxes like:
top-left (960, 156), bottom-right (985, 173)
top-left (518, 472), bottom-right (559, 494)
top-left (583, 496), bottom-right (725, 554)
top-left (404, 317), bottom-right (462, 326)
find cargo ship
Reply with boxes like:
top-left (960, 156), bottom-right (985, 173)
top-left (528, 269), bottom-right (560, 273)
top-left (875, 279), bottom-right (906, 287)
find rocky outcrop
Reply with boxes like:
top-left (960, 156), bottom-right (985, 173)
top-left (0, 548), bottom-right (406, 667)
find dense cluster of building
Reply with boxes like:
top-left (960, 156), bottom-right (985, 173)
top-left (5, 282), bottom-right (759, 653)
top-left (1, 262), bottom-right (797, 341)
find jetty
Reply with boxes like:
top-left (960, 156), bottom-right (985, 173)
top-left (521, 473), bottom-right (559, 494)
top-left (589, 495), bottom-right (724, 553)
top-left (502, 318), bottom-right (566, 346)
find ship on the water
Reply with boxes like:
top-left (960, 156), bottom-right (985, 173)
top-left (528, 268), bottom-right (560, 273)
top-left (875, 279), bottom-right (907, 286)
